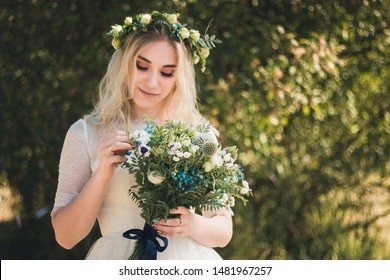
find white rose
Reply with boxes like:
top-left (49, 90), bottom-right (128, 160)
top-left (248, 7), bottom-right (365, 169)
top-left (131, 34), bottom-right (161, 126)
top-left (200, 47), bottom-right (210, 59)
top-left (167, 14), bottom-right (177, 24)
top-left (183, 152), bottom-right (191, 158)
top-left (193, 54), bottom-right (200, 65)
top-left (111, 38), bottom-right (121, 49)
top-left (111, 24), bottom-right (122, 36)
top-left (179, 27), bottom-right (190, 39)
top-left (147, 171), bottom-right (165, 185)
top-left (203, 161), bottom-right (214, 172)
top-left (190, 29), bottom-right (200, 42)
top-left (124, 17), bottom-right (132, 26)
top-left (140, 14), bottom-right (152, 25)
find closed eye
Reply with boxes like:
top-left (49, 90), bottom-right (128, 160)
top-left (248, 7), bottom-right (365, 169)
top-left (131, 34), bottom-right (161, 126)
top-left (137, 62), bottom-right (175, 78)
top-left (161, 72), bottom-right (174, 78)
top-left (136, 63), bottom-right (148, 71)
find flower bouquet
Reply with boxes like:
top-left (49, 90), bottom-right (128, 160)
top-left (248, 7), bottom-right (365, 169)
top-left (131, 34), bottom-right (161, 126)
top-left (121, 118), bottom-right (251, 260)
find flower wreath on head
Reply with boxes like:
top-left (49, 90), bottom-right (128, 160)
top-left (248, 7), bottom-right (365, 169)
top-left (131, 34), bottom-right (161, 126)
top-left (108, 11), bottom-right (221, 72)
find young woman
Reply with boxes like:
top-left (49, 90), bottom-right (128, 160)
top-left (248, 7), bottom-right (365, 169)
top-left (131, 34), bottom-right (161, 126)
top-left (51, 11), bottom-right (232, 259)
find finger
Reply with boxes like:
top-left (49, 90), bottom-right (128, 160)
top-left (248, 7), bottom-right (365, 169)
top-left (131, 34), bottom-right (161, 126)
top-left (156, 226), bottom-right (182, 237)
top-left (109, 142), bottom-right (132, 153)
top-left (158, 217), bottom-right (182, 227)
top-left (169, 206), bottom-right (188, 215)
top-left (110, 155), bottom-right (128, 164)
top-left (100, 131), bottom-right (130, 147)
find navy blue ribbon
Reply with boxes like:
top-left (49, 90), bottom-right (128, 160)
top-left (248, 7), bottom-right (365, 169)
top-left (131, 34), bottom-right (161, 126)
top-left (123, 223), bottom-right (168, 260)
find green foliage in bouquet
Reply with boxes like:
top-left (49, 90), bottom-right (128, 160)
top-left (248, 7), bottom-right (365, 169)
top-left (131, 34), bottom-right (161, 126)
top-left (121, 118), bottom-right (252, 225)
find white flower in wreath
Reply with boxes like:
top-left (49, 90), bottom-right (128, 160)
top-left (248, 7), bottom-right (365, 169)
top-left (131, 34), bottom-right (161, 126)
top-left (190, 29), bottom-right (200, 42)
top-left (200, 47), bottom-right (210, 59)
top-left (124, 17), bottom-right (132, 26)
top-left (179, 27), bottom-right (190, 39)
top-left (193, 54), bottom-right (200, 65)
top-left (111, 24), bottom-right (122, 36)
top-left (140, 14), bottom-right (152, 25)
top-left (167, 14), bottom-right (177, 24)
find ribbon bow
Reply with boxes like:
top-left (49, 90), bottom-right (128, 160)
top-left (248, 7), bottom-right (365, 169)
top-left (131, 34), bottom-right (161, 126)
top-left (123, 223), bottom-right (168, 260)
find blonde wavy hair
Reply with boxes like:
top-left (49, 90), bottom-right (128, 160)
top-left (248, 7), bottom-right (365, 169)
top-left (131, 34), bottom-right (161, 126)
top-left (85, 26), bottom-right (206, 134)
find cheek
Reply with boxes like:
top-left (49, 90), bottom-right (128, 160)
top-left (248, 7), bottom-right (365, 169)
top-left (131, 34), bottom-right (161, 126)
top-left (163, 79), bottom-right (177, 93)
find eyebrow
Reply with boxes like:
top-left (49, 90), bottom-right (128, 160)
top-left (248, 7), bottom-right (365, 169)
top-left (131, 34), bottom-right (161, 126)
top-left (137, 55), bottom-right (177, 68)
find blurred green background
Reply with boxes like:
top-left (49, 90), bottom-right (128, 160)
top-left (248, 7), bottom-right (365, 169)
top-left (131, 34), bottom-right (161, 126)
top-left (0, 0), bottom-right (389, 260)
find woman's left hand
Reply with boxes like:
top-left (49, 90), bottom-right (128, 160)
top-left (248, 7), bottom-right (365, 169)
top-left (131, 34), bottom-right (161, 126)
top-left (152, 206), bottom-right (195, 237)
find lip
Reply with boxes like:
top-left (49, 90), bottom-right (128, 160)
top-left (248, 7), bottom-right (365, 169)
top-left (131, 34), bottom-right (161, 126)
top-left (139, 88), bottom-right (159, 97)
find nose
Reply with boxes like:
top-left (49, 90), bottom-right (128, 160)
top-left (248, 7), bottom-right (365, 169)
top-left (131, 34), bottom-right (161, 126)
top-left (145, 70), bottom-right (159, 89)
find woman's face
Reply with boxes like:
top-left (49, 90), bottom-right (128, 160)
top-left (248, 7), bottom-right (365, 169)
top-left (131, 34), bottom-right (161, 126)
top-left (130, 40), bottom-right (177, 119)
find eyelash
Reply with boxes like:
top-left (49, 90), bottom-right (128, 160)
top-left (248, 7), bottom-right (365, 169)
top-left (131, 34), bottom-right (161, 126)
top-left (136, 63), bottom-right (174, 78)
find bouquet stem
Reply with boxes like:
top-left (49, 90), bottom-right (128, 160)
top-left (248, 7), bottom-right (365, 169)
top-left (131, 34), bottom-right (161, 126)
top-left (129, 242), bottom-right (139, 260)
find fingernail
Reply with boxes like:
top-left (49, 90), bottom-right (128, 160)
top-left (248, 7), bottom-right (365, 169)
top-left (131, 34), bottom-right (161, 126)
top-left (152, 224), bottom-right (157, 229)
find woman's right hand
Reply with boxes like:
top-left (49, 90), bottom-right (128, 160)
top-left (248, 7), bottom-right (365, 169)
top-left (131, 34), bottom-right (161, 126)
top-left (96, 130), bottom-right (132, 179)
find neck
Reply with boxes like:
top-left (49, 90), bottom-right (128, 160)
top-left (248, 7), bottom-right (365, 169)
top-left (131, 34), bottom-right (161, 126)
top-left (131, 105), bottom-right (169, 124)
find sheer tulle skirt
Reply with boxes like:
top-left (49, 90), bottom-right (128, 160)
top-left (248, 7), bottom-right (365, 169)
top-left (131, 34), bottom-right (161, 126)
top-left (85, 236), bottom-right (222, 260)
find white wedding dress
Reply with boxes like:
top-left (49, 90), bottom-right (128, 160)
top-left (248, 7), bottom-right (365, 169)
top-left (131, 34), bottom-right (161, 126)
top-left (51, 119), bottom-right (223, 260)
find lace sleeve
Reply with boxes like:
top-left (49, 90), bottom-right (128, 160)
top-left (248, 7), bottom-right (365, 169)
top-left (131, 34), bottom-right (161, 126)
top-left (51, 119), bottom-right (92, 215)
